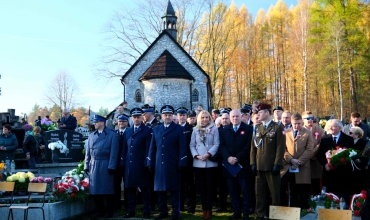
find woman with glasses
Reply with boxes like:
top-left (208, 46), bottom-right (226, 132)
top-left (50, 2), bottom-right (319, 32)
top-left (190, 110), bottom-right (219, 219)
top-left (349, 127), bottom-right (369, 194)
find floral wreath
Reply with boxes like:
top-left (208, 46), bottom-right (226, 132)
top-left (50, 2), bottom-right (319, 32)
top-left (350, 190), bottom-right (367, 216)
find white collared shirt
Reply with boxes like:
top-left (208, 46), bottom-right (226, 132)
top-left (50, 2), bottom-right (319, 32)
top-left (263, 120), bottom-right (272, 128)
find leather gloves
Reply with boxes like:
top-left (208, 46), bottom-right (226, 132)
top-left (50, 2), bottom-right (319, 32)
top-left (251, 164), bottom-right (257, 176)
top-left (108, 169), bottom-right (115, 175)
top-left (272, 165), bottom-right (281, 176)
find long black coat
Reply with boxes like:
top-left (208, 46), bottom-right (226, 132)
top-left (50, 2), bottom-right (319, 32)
top-left (182, 122), bottom-right (194, 167)
top-left (317, 132), bottom-right (354, 195)
top-left (147, 122), bottom-right (187, 191)
top-left (219, 122), bottom-right (253, 178)
top-left (121, 123), bottom-right (152, 188)
top-left (60, 115), bottom-right (77, 130)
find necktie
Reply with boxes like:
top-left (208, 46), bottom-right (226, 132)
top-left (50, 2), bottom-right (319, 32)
top-left (294, 130), bottom-right (298, 138)
top-left (285, 125), bottom-right (289, 130)
top-left (234, 126), bottom-right (237, 132)
top-left (134, 127), bottom-right (137, 133)
top-left (164, 126), bottom-right (167, 130)
top-left (333, 136), bottom-right (337, 144)
top-left (120, 131), bottom-right (123, 136)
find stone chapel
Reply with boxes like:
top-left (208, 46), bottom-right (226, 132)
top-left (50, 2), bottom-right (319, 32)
top-left (120, 0), bottom-right (212, 112)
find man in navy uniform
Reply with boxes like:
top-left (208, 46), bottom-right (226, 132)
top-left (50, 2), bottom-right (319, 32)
top-left (84, 115), bottom-right (119, 218)
top-left (114, 114), bottom-right (129, 211)
top-left (241, 104), bottom-right (253, 125)
top-left (147, 105), bottom-right (187, 220)
top-left (142, 104), bottom-right (161, 128)
top-left (122, 108), bottom-right (152, 219)
top-left (176, 107), bottom-right (196, 213)
top-left (220, 110), bottom-right (254, 220)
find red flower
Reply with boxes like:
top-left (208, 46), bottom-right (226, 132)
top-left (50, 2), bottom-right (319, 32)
top-left (336, 146), bottom-right (340, 149)
top-left (356, 202), bottom-right (362, 208)
top-left (328, 195), bottom-right (333, 200)
top-left (71, 193), bottom-right (76, 198)
top-left (66, 176), bottom-right (70, 180)
top-left (54, 183), bottom-right (58, 189)
top-left (58, 188), bottom-right (64, 193)
top-left (340, 158), bottom-right (346, 164)
top-left (335, 200), bottom-right (340, 204)
top-left (354, 210), bottom-right (360, 216)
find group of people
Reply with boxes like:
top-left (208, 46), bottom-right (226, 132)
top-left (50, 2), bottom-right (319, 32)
top-left (82, 101), bottom-right (370, 220)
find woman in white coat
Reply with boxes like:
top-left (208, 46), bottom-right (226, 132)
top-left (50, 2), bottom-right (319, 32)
top-left (190, 110), bottom-right (219, 219)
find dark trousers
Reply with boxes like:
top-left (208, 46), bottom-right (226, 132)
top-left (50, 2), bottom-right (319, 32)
top-left (180, 168), bottom-right (196, 211)
top-left (195, 167), bottom-right (216, 210)
top-left (28, 156), bottom-right (41, 169)
top-left (255, 171), bottom-right (280, 218)
top-left (158, 191), bottom-right (180, 217)
top-left (114, 167), bottom-right (127, 210)
top-left (311, 178), bottom-right (321, 196)
top-left (127, 187), bottom-right (151, 214)
top-left (216, 165), bottom-right (229, 209)
top-left (227, 176), bottom-right (252, 216)
top-left (281, 171), bottom-right (310, 209)
top-left (93, 194), bottom-right (114, 215)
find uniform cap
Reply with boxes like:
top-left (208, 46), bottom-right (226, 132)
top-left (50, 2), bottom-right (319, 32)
top-left (130, 108), bottom-right (144, 116)
top-left (94, 115), bottom-right (107, 122)
top-left (161, 105), bottom-right (174, 114)
top-left (176, 107), bottom-right (188, 114)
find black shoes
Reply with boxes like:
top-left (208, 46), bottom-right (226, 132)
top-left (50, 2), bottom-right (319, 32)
top-left (154, 213), bottom-right (169, 220)
top-left (228, 213), bottom-right (242, 220)
top-left (142, 213), bottom-right (150, 219)
top-left (187, 208), bottom-right (195, 214)
top-left (123, 212), bottom-right (135, 218)
top-left (91, 211), bottom-right (105, 218)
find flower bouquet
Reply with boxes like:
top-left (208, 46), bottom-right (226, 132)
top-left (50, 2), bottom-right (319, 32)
top-left (52, 162), bottom-right (89, 202)
top-left (6, 172), bottom-right (35, 191)
top-left (325, 146), bottom-right (360, 170)
top-left (323, 192), bottom-right (339, 209)
top-left (22, 124), bottom-right (33, 131)
top-left (319, 119), bottom-right (327, 129)
top-left (41, 118), bottom-right (55, 131)
top-left (30, 176), bottom-right (53, 183)
top-left (350, 190), bottom-right (367, 216)
top-left (48, 141), bottom-right (69, 154)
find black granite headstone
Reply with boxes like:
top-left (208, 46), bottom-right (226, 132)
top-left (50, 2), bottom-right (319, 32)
top-left (44, 130), bottom-right (84, 163)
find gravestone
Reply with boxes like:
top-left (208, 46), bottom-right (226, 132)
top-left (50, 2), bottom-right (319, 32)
top-left (44, 130), bottom-right (84, 163)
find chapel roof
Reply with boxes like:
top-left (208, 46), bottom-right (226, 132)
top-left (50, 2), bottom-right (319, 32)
top-left (164, 0), bottom-right (176, 16)
top-left (139, 50), bottom-right (194, 81)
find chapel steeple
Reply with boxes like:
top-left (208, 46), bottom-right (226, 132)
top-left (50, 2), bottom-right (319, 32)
top-left (161, 0), bottom-right (177, 40)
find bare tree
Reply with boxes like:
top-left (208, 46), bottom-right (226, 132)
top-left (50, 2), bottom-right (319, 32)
top-left (45, 70), bottom-right (81, 110)
top-left (96, 0), bottom-right (211, 79)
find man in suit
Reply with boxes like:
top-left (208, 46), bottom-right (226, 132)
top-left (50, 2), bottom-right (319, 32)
top-left (343, 112), bottom-right (370, 141)
top-left (114, 115), bottom-right (129, 211)
top-left (146, 105), bottom-right (187, 220)
top-left (220, 110), bottom-right (253, 220)
top-left (250, 103), bottom-right (286, 220)
top-left (317, 119), bottom-right (354, 205)
top-left (59, 108), bottom-right (77, 130)
top-left (280, 113), bottom-right (313, 209)
top-left (281, 111), bottom-right (292, 130)
top-left (221, 113), bottom-right (231, 128)
top-left (121, 108), bottom-right (152, 219)
top-left (84, 115), bottom-right (119, 218)
top-left (176, 107), bottom-right (196, 214)
top-left (302, 111), bottom-right (325, 196)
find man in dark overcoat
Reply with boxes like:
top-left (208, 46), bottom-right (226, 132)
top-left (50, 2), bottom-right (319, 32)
top-left (176, 107), bottom-right (196, 213)
top-left (84, 115), bottom-right (119, 218)
top-left (220, 110), bottom-right (253, 220)
top-left (114, 114), bottom-right (129, 211)
top-left (317, 119), bottom-right (354, 205)
top-left (250, 104), bottom-right (286, 220)
top-left (121, 108), bottom-right (152, 218)
top-left (147, 105), bottom-right (187, 220)
top-left (59, 108), bottom-right (77, 130)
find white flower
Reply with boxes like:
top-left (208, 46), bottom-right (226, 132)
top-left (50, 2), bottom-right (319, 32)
top-left (79, 174), bottom-right (83, 178)
top-left (349, 150), bottom-right (357, 158)
top-left (81, 171), bottom-right (84, 174)
top-left (78, 164), bottom-right (82, 167)
top-left (81, 186), bottom-right (84, 191)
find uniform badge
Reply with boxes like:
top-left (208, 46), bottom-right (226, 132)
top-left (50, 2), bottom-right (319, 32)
top-left (240, 131), bottom-right (245, 135)
top-left (269, 131), bottom-right (275, 136)
top-left (314, 132), bottom-right (319, 140)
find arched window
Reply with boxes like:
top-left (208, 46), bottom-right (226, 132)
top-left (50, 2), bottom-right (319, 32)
top-left (135, 90), bottom-right (142, 103)
top-left (192, 89), bottom-right (199, 102)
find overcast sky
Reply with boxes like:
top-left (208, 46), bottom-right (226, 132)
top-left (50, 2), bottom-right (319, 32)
top-left (0, 0), bottom-right (297, 116)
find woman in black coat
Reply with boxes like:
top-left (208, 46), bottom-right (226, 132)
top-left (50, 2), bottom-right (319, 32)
top-left (22, 126), bottom-right (45, 168)
top-left (349, 126), bottom-right (369, 194)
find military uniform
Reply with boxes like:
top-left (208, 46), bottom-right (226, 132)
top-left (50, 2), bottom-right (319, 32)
top-left (250, 118), bottom-right (285, 218)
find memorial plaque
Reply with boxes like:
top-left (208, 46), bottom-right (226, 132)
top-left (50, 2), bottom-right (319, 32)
top-left (44, 130), bottom-right (84, 163)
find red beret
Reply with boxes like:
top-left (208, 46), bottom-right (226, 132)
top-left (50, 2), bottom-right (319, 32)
top-left (257, 103), bottom-right (272, 111)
